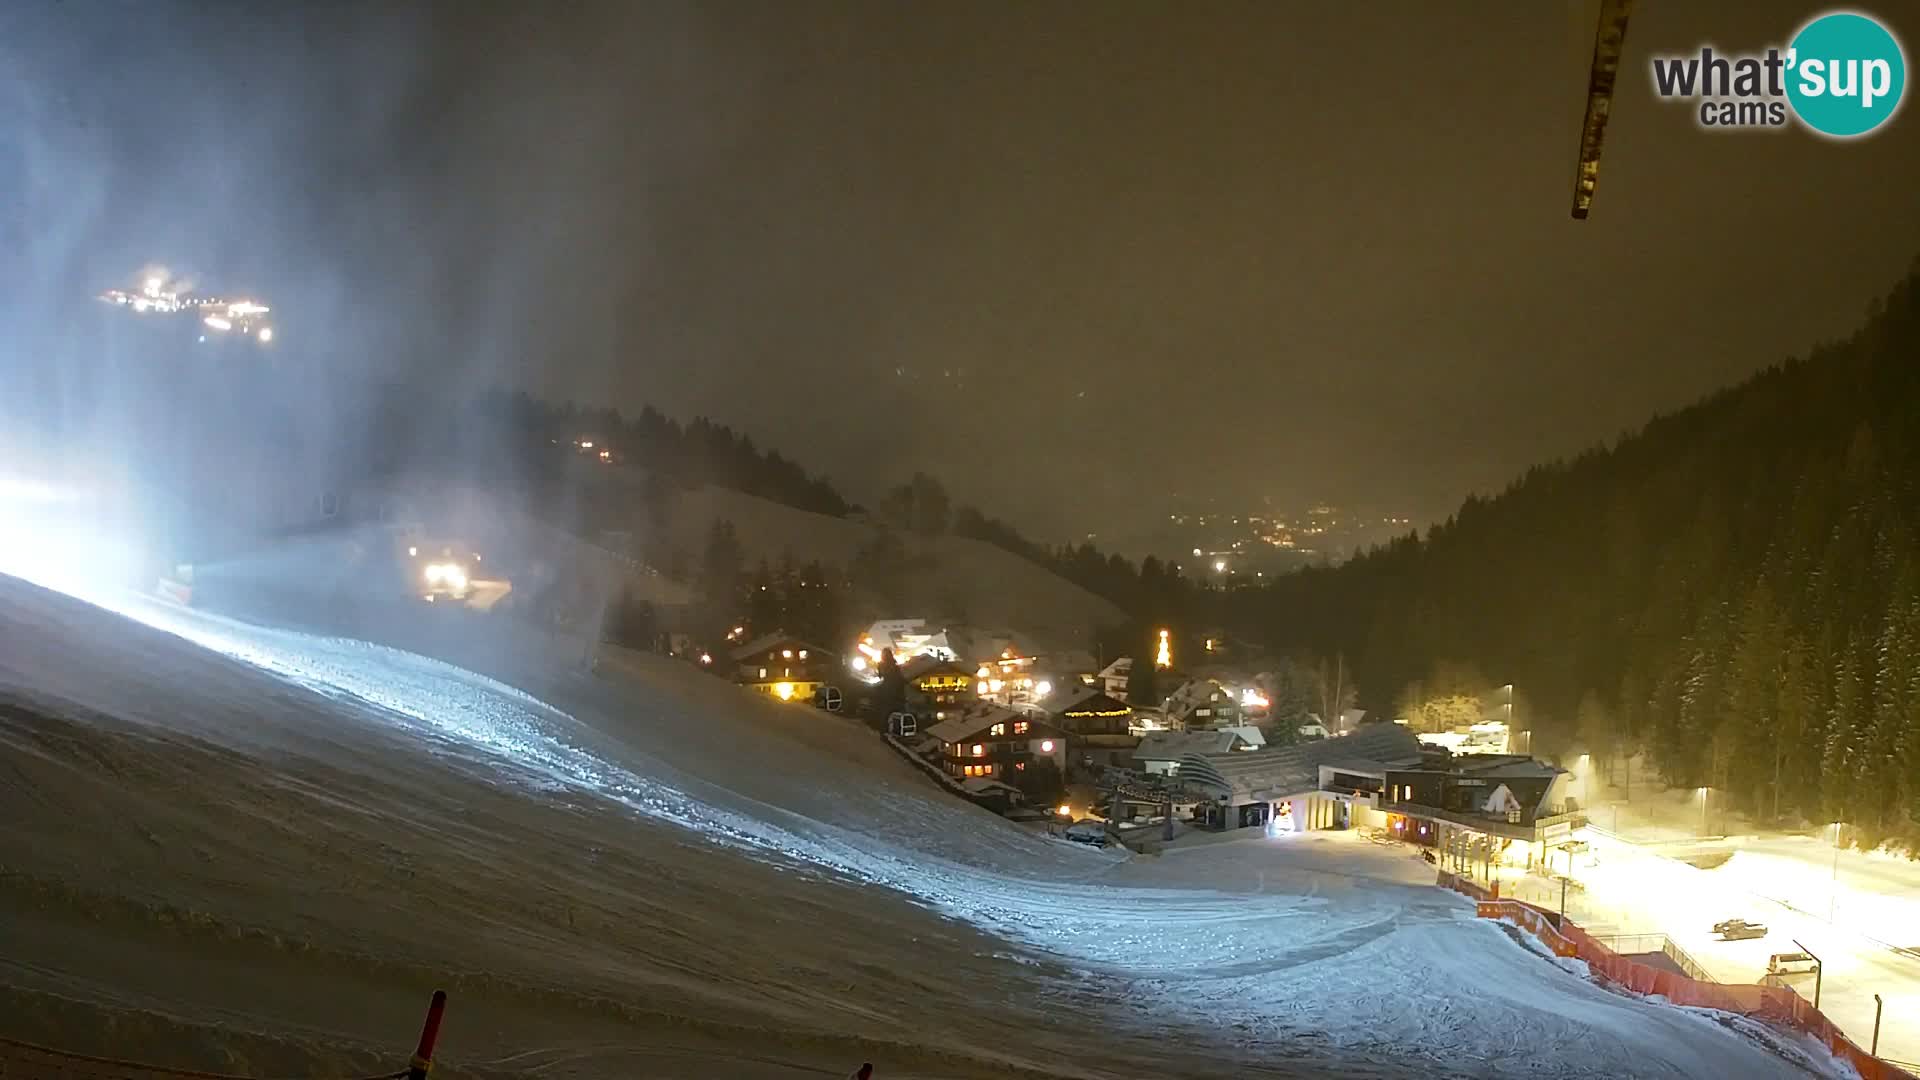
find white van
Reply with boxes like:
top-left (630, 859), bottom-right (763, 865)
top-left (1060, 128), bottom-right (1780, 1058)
top-left (1767, 952), bottom-right (1818, 976)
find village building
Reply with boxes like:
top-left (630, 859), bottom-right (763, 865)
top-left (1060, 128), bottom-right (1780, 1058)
top-left (899, 655), bottom-right (978, 721)
top-left (730, 631), bottom-right (837, 702)
top-left (1042, 687), bottom-right (1139, 774)
top-left (1133, 728), bottom-right (1263, 776)
top-left (1178, 723), bottom-right (1423, 831)
top-left (1376, 753), bottom-right (1582, 872)
top-left (924, 702), bottom-right (1068, 782)
top-left (1162, 677), bottom-right (1244, 730)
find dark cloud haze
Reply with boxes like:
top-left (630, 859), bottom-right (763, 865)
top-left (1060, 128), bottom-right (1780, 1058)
top-left (5, 1), bottom-right (1918, 544)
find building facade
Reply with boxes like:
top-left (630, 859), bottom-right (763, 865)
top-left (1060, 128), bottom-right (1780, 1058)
top-left (1045, 688), bottom-right (1139, 774)
top-left (925, 704), bottom-right (1068, 782)
top-left (730, 632), bottom-right (837, 702)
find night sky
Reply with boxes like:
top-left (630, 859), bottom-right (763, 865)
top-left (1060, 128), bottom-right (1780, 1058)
top-left (6, 1), bottom-right (1918, 543)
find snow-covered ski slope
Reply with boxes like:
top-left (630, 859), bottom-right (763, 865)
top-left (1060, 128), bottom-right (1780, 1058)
top-left (0, 575), bottom-right (1841, 1079)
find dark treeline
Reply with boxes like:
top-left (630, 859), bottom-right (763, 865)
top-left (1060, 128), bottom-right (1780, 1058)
top-left (1232, 258), bottom-right (1920, 850)
top-left (879, 472), bottom-right (1202, 618)
top-left (463, 392), bottom-right (1198, 618)
top-left (471, 389), bottom-right (853, 517)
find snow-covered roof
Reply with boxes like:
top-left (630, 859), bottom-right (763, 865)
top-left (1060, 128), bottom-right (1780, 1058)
top-left (961, 777), bottom-right (1022, 797)
top-left (1049, 685), bottom-right (1133, 718)
top-left (728, 631), bottom-right (834, 663)
top-left (1218, 725), bottom-right (1266, 749)
top-left (1098, 657), bottom-right (1133, 678)
top-left (900, 654), bottom-right (971, 682)
top-left (1451, 755), bottom-right (1564, 779)
top-left (1163, 677), bottom-right (1234, 717)
top-left (1179, 724), bottom-right (1424, 802)
top-left (923, 704), bottom-right (1026, 744)
top-left (1136, 730), bottom-right (1248, 763)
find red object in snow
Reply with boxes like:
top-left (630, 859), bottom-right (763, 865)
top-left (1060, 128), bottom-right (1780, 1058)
top-left (408, 990), bottom-right (448, 1079)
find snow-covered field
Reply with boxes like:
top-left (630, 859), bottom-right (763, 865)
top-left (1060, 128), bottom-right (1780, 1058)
top-left (0, 575), bottom-right (1843, 1078)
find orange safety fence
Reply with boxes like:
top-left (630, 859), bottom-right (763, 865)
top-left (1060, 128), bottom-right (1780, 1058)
top-left (1434, 869), bottom-right (1495, 903)
top-left (1443, 876), bottom-right (1914, 1080)
top-left (0, 991), bottom-right (444, 1080)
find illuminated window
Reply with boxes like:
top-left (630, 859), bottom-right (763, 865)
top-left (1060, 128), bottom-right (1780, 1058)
top-left (972, 744), bottom-right (985, 757)
top-left (990, 723), bottom-right (1006, 736)
top-left (798, 649), bottom-right (808, 659)
top-left (1014, 721), bottom-right (1029, 734)
top-left (1014, 761), bottom-right (1027, 771)
top-left (759, 667), bottom-right (768, 678)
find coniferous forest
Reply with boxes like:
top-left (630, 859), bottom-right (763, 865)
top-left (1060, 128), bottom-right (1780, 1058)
top-left (1233, 258), bottom-right (1920, 850)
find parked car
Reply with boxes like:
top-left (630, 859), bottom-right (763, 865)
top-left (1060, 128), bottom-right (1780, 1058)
top-left (1767, 951), bottom-right (1819, 976)
top-left (1711, 917), bottom-right (1751, 935)
top-left (1063, 820), bottom-right (1110, 847)
top-left (1720, 922), bottom-right (1769, 941)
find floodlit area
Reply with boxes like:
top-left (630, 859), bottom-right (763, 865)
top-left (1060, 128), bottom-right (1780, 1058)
top-left (1483, 775), bottom-right (1920, 1068)
top-left (0, 572), bottom-right (1845, 1078)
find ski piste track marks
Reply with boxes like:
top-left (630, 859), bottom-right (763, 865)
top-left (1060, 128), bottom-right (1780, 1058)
top-left (0, 576), bottom-right (1845, 1079)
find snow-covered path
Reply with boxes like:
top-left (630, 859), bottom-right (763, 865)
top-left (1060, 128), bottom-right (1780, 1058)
top-left (0, 577), bottom-right (1842, 1078)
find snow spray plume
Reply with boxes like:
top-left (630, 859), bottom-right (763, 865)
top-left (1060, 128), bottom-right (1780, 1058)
top-left (0, 3), bottom-right (690, 646)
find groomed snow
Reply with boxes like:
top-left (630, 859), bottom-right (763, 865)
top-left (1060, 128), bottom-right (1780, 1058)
top-left (0, 576), bottom-right (1844, 1078)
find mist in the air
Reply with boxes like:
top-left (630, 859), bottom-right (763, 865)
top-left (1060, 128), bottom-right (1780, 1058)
top-left (0, 2), bottom-right (708, 609)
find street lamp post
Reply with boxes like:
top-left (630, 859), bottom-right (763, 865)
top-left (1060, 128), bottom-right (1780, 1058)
top-left (1872, 993), bottom-right (1883, 1055)
top-left (1829, 821), bottom-right (1842, 923)
top-left (1792, 938), bottom-right (1823, 1010)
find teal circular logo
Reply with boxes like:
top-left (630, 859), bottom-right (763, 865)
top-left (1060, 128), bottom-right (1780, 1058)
top-left (1787, 12), bottom-right (1906, 137)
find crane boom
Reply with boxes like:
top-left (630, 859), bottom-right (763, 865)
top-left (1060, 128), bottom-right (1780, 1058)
top-left (1572, 0), bottom-right (1635, 219)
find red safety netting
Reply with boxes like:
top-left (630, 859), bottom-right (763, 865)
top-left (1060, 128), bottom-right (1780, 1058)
top-left (1461, 891), bottom-right (1913, 1080)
